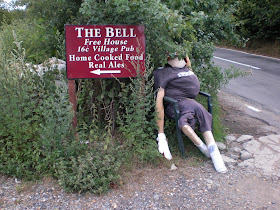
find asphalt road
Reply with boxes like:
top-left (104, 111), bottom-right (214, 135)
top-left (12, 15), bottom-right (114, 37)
top-left (213, 47), bottom-right (280, 115)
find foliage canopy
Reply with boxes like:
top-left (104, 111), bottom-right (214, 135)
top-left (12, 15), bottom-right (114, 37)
top-left (231, 0), bottom-right (280, 41)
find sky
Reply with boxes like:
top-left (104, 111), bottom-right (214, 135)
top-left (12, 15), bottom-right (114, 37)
top-left (1, 0), bottom-right (26, 10)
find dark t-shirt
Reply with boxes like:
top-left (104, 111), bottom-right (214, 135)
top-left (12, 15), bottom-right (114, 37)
top-left (154, 66), bottom-right (200, 100)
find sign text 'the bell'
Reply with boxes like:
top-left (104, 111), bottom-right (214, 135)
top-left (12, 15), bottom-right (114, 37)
top-left (75, 27), bottom-right (137, 38)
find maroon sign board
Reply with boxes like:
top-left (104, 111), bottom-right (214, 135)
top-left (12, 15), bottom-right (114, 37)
top-left (65, 25), bottom-right (145, 79)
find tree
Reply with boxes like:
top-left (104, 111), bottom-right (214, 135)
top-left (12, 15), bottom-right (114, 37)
top-left (18, 0), bottom-right (82, 31)
top-left (80, 0), bottom-right (195, 67)
top-left (234, 0), bottom-right (280, 40)
top-left (0, 2), bottom-right (25, 26)
top-left (0, 0), bottom-right (83, 63)
top-left (0, 7), bottom-right (10, 26)
top-left (79, 0), bottom-right (239, 88)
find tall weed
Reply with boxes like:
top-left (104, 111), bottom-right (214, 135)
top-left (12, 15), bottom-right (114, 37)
top-left (0, 32), bottom-right (76, 179)
top-left (116, 55), bottom-right (160, 163)
top-left (75, 55), bottom-right (160, 165)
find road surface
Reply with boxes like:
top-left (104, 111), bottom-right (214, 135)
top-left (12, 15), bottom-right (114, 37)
top-left (213, 47), bottom-right (280, 128)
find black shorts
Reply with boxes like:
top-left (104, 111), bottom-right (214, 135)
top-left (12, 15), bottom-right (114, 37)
top-left (165, 98), bottom-right (212, 133)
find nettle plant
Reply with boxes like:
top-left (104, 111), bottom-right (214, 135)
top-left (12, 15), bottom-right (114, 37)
top-left (54, 54), bottom-right (160, 194)
top-left (0, 33), bottom-right (126, 193)
top-left (75, 54), bottom-right (160, 162)
top-left (0, 33), bottom-right (78, 179)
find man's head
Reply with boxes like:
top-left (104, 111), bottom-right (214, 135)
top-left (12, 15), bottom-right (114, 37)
top-left (168, 57), bottom-right (187, 68)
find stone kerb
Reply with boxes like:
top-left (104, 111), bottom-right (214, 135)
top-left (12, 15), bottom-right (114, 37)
top-left (221, 134), bottom-right (280, 178)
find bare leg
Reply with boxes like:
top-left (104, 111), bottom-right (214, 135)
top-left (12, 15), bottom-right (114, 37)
top-left (181, 125), bottom-right (201, 145)
top-left (182, 125), bottom-right (210, 157)
top-left (202, 131), bottom-right (215, 146)
top-left (182, 126), bottom-right (227, 173)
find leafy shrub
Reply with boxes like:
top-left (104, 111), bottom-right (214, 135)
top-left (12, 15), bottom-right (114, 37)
top-left (56, 146), bottom-right (122, 194)
top-left (0, 33), bottom-right (76, 179)
top-left (116, 55), bottom-right (160, 163)
top-left (234, 0), bottom-right (280, 41)
top-left (75, 55), bottom-right (160, 165)
top-left (0, 19), bottom-right (57, 63)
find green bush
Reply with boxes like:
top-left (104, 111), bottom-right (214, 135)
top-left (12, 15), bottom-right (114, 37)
top-left (0, 33), bottom-right (76, 179)
top-left (0, 19), bottom-right (57, 63)
top-left (56, 146), bottom-right (122, 194)
top-left (116, 55), bottom-right (160, 163)
top-left (0, 33), bottom-right (123, 194)
top-left (75, 55), bottom-right (160, 165)
top-left (234, 0), bottom-right (280, 41)
top-left (74, 0), bottom-right (244, 167)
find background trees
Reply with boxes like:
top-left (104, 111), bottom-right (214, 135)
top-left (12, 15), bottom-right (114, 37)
top-left (234, 0), bottom-right (280, 41)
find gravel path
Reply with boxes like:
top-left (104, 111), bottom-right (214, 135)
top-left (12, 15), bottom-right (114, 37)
top-left (1, 148), bottom-right (280, 210)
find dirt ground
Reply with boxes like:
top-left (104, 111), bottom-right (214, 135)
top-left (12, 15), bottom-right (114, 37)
top-left (218, 90), bottom-right (280, 137)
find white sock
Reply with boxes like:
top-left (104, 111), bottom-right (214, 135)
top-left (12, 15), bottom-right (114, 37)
top-left (196, 141), bottom-right (210, 158)
top-left (208, 143), bottom-right (227, 173)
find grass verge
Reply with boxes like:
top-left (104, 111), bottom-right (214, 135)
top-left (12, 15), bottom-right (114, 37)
top-left (219, 39), bottom-right (280, 59)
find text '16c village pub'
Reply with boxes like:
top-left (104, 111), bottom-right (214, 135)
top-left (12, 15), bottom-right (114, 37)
top-left (65, 25), bottom-right (146, 79)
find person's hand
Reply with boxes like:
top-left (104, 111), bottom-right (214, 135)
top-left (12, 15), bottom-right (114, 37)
top-left (157, 133), bottom-right (172, 160)
top-left (185, 55), bottom-right (192, 71)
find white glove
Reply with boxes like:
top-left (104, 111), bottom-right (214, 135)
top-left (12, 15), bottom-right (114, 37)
top-left (157, 133), bottom-right (172, 160)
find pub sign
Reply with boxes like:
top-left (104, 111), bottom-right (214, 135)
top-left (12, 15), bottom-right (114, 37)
top-left (65, 25), bottom-right (146, 79)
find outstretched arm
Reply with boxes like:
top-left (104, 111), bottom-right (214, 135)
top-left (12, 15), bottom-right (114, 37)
top-left (155, 87), bottom-right (172, 160)
top-left (185, 55), bottom-right (193, 71)
top-left (156, 87), bottom-right (165, 133)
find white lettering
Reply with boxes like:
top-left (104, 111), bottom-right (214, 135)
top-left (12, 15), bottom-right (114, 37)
top-left (85, 28), bottom-right (93, 38)
top-left (125, 54), bottom-right (144, 60)
top-left (69, 55), bottom-right (92, 61)
top-left (75, 27), bottom-right (84, 38)
top-left (95, 28), bottom-right (101, 37)
top-left (108, 61), bottom-right (124, 68)
top-left (106, 27), bottom-right (115, 37)
top-left (122, 28), bottom-right (129, 37)
top-left (75, 27), bottom-right (137, 38)
top-left (84, 39), bottom-right (101, 45)
top-left (75, 27), bottom-right (102, 38)
top-left (130, 28), bottom-right (136, 37)
top-left (94, 54), bottom-right (123, 61)
top-left (121, 45), bottom-right (134, 52)
top-left (93, 45), bottom-right (118, 53)
top-left (103, 38), bottom-right (128, 45)
top-left (89, 62), bottom-right (94, 68)
top-left (177, 71), bottom-right (194, 78)
top-left (89, 61), bottom-right (106, 68)
top-left (69, 55), bottom-right (76, 61)
top-left (115, 28), bottom-right (122, 37)
top-left (105, 27), bottom-right (137, 38)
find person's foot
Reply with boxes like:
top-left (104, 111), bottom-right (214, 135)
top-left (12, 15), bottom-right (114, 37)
top-left (196, 141), bottom-right (210, 158)
top-left (157, 136), bottom-right (172, 160)
top-left (208, 144), bottom-right (227, 173)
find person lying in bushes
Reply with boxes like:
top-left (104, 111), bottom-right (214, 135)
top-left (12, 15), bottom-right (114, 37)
top-left (154, 54), bottom-right (227, 173)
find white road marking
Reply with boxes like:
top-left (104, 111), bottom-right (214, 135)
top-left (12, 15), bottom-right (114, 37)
top-left (214, 56), bottom-right (261, 70)
top-left (246, 104), bottom-right (262, 112)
